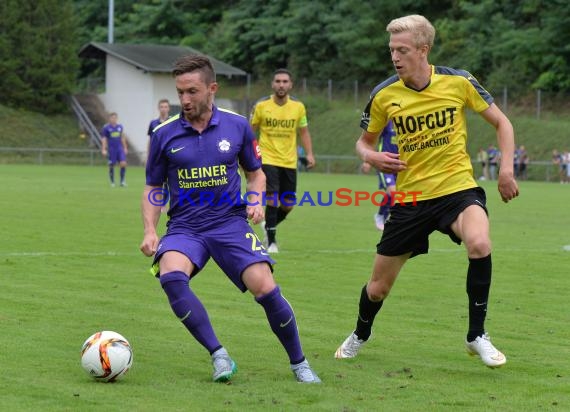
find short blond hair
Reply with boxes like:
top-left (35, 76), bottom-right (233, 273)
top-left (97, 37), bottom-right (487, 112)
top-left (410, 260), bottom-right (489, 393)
top-left (386, 15), bottom-right (435, 49)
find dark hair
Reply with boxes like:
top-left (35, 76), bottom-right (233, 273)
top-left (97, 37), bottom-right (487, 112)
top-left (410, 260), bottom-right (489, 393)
top-left (273, 68), bottom-right (293, 80)
top-left (172, 54), bottom-right (216, 84)
top-left (158, 98), bottom-right (169, 105)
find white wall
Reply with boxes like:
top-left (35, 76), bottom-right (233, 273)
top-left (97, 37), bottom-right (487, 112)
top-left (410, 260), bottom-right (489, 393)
top-left (100, 56), bottom-right (154, 161)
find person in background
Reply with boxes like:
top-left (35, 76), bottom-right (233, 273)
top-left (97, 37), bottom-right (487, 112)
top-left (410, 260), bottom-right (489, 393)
top-left (552, 149), bottom-right (564, 183)
top-left (101, 112), bottom-right (128, 187)
top-left (147, 99), bottom-right (172, 212)
top-left (147, 99), bottom-right (172, 154)
top-left (477, 147), bottom-right (489, 180)
top-left (487, 144), bottom-right (499, 180)
top-left (250, 68), bottom-right (315, 254)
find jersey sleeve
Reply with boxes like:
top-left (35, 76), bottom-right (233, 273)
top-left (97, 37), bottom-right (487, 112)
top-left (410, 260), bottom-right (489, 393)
top-left (145, 130), bottom-right (167, 186)
top-left (360, 95), bottom-right (387, 135)
top-left (239, 123), bottom-right (262, 172)
top-left (298, 103), bottom-right (308, 128)
top-left (463, 71), bottom-right (494, 112)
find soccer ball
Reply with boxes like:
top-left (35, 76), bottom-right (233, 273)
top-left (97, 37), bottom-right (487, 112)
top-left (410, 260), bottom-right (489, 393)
top-left (80, 331), bottom-right (133, 382)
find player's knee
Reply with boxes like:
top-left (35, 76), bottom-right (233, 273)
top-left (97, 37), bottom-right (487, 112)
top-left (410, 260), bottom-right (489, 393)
top-left (243, 262), bottom-right (276, 297)
top-left (466, 237), bottom-right (491, 258)
top-left (367, 281), bottom-right (391, 301)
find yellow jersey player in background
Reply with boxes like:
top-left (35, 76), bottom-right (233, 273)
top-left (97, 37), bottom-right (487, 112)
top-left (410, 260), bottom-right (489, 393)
top-left (335, 14), bottom-right (519, 369)
top-left (250, 69), bottom-right (315, 254)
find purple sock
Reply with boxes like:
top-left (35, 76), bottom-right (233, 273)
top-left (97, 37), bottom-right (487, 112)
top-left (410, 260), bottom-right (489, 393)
top-left (109, 167), bottom-right (114, 183)
top-left (256, 286), bottom-right (304, 364)
top-left (159, 271), bottom-right (222, 354)
top-left (120, 167), bottom-right (126, 182)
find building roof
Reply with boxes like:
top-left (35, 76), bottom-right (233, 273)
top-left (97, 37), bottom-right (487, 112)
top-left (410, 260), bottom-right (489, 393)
top-left (79, 42), bottom-right (247, 77)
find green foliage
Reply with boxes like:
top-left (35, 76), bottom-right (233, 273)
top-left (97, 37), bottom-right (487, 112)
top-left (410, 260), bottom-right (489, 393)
top-left (0, 0), bottom-right (79, 114)
top-left (69, 0), bottom-right (570, 92)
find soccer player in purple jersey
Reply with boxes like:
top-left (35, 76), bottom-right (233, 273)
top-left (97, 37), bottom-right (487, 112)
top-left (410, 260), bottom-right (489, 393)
top-left (140, 54), bottom-right (320, 383)
top-left (147, 99), bottom-right (172, 213)
top-left (361, 120), bottom-right (398, 230)
top-left (100, 112), bottom-right (128, 187)
top-left (147, 99), bottom-right (171, 153)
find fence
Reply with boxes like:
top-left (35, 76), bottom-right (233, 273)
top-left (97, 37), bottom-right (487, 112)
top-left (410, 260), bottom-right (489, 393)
top-left (84, 74), bottom-right (570, 118)
top-left (0, 147), bottom-right (145, 166)
top-left (0, 147), bottom-right (561, 182)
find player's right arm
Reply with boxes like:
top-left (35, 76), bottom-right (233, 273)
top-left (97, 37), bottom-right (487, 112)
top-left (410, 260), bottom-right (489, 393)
top-left (101, 136), bottom-right (108, 156)
top-left (140, 185), bottom-right (162, 257)
top-left (356, 130), bottom-right (406, 174)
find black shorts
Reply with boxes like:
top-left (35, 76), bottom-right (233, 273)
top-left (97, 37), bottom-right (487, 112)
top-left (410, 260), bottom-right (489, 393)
top-left (377, 187), bottom-right (488, 258)
top-left (262, 164), bottom-right (297, 200)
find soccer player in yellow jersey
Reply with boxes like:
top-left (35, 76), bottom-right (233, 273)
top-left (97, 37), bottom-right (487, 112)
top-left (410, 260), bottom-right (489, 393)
top-left (335, 15), bottom-right (519, 368)
top-left (250, 69), bottom-right (315, 253)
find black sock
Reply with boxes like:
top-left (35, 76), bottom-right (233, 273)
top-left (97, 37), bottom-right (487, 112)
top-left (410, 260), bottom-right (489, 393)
top-left (109, 167), bottom-right (114, 183)
top-left (355, 284), bottom-right (383, 341)
top-left (265, 205), bottom-right (278, 244)
top-left (276, 207), bottom-right (290, 225)
top-left (466, 255), bottom-right (492, 342)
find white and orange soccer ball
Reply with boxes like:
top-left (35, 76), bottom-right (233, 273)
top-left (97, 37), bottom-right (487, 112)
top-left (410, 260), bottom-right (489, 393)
top-left (80, 331), bottom-right (133, 382)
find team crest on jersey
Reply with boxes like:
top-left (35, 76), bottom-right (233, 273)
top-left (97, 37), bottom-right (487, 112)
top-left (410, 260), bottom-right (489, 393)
top-left (218, 138), bottom-right (231, 153)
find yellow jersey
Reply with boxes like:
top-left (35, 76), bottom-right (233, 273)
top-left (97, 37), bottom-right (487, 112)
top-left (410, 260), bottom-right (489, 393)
top-left (362, 65), bottom-right (493, 202)
top-left (250, 95), bottom-right (308, 169)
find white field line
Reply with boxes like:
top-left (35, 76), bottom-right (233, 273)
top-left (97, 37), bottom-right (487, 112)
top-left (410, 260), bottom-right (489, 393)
top-left (1, 246), bottom-right (568, 258)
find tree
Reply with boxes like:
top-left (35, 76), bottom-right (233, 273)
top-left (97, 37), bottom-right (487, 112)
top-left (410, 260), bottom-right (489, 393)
top-left (0, 0), bottom-right (80, 113)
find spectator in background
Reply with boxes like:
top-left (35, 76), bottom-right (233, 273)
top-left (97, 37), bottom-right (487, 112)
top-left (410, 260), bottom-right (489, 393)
top-left (517, 145), bottom-right (529, 181)
top-left (564, 149), bottom-right (570, 184)
top-left (477, 147), bottom-right (489, 180)
top-left (101, 112), bottom-right (128, 187)
top-left (487, 144), bottom-right (499, 180)
top-left (552, 149), bottom-right (565, 183)
top-left (513, 146), bottom-right (521, 178)
top-left (297, 145), bottom-right (309, 172)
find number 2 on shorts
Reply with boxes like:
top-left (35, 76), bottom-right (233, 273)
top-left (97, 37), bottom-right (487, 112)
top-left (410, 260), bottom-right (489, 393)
top-left (245, 232), bottom-right (265, 251)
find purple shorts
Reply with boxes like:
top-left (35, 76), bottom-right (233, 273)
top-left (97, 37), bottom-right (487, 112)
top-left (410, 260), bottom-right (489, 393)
top-left (108, 147), bottom-right (126, 165)
top-left (153, 216), bottom-right (274, 292)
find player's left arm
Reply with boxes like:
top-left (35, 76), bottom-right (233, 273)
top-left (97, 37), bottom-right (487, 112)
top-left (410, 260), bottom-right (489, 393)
top-left (243, 168), bottom-right (265, 224)
top-left (480, 103), bottom-right (519, 203)
top-left (299, 126), bottom-right (315, 168)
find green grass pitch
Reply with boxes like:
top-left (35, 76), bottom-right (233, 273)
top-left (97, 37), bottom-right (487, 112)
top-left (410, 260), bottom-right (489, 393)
top-left (0, 164), bottom-right (568, 411)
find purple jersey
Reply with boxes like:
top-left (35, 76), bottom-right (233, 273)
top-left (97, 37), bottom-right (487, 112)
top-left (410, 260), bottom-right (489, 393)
top-left (148, 117), bottom-right (171, 137)
top-left (101, 123), bottom-right (124, 150)
top-left (377, 120), bottom-right (398, 154)
top-left (377, 120), bottom-right (398, 189)
top-left (146, 105), bottom-right (262, 231)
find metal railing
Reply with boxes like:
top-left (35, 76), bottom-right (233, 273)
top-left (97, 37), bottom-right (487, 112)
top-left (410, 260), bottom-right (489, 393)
top-left (69, 96), bottom-right (102, 149)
